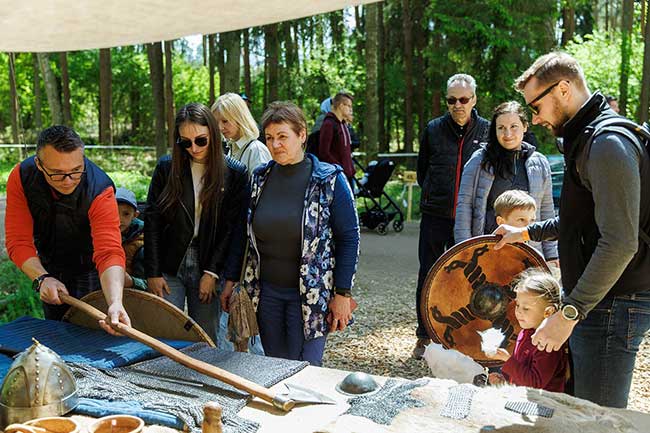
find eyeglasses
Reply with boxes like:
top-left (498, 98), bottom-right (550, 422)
top-left (446, 95), bottom-right (474, 105)
top-left (37, 160), bottom-right (85, 182)
top-left (177, 136), bottom-right (209, 149)
top-left (527, 81), bottom-right (562, 115)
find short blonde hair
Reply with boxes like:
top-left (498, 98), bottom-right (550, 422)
top-left (514, 51), bottom-right (587, 94)
top-left (494, 190), bottom-right (536, 219)
top-left (211, 93), bottom-right (259, 142)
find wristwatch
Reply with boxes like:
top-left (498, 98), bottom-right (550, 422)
top-left (32, 274), bottom-right (53, 292)
top-left (561, 303), bottom-right (581, 321)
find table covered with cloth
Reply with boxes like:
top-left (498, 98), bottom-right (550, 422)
top-left (2, 317), bottom-right (650, 433)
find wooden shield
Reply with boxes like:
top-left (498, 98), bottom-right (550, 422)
top-left (420, 235), bottom-right (549, 366)
top-left (62, 288), bottom-right (215, 346)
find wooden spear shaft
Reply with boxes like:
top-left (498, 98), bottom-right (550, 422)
top-left (60, 294), bottom-right (294, 411)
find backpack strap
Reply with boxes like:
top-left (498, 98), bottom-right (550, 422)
top-left (580, 115), bottom-right (650, 247)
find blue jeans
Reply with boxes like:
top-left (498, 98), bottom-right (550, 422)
top-left (570, 291), bottom-right (650, 408)
top-left (163, 240), bottom-right (220, 343)
top-left (257, 281), bottom-right (327, 366)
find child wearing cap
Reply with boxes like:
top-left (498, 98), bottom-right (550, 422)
top-left (116, 187), bottom-right (147, 290)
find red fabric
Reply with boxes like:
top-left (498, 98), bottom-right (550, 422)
top-left (5, 164), bottom-right (125, 274)
top-left (501, 328), bottom-right (568, 392)
top-left (319, 112), bottom-right (355, 178)
top-left (451, 135), bottom-right (465, 219)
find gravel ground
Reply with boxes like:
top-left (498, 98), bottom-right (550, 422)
top-left (322, 222), bottom-right (650, 414)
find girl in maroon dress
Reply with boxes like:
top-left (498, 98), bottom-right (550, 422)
top-left (488, 269), bottom-right (568, 392)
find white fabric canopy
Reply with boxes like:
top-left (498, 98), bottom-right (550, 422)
top-left (0, 0), bottom-right (378, 52)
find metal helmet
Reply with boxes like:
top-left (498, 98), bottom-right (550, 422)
top-left (335, 372), bottom-right (379, 396)
top-left (0, 339), bottom-right (78, 428)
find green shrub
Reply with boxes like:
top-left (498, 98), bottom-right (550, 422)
top-left (0, 255), bottom-right (43, 323)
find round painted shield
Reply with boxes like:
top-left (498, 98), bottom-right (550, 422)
top-left (420, 235), bottom-right (549, 366)
top-left (62, 288), bottom-right (215, 346)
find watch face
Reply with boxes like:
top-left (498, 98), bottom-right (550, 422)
top-left (563, 304), bottom-right (579, 320)
top-left (32, 278), bottom-right (40, 291)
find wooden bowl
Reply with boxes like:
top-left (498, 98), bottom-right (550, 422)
top-left (25, 418), bottom-right (80, 433)
top-left (89, 416), bottom-right (144, 433)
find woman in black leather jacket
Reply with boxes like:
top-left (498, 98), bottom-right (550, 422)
top-left (144, 102), bottom-right (249, 342)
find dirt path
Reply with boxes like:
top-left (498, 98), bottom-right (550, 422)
top-left (323, 222), bottom-right (650, 414)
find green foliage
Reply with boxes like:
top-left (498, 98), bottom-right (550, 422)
top-left (565, 30), bottom-right (645, 118)
top-left (0, 254), bottom-right (42, 323)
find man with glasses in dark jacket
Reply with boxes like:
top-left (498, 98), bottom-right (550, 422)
top-left (5, 125), bottom-right (130, 335)
top-left (413, 73), bottom-right (489, 358)
top-left (495, 52), bottom-right (650, 408)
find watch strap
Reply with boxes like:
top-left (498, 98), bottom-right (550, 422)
top-left (33, 273), bottom-right (54, 292)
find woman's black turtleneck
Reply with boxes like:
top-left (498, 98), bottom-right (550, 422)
top-left (253, 157), bottom-right (312, 288)
top-left (484, 146), bottom-right (530, 234)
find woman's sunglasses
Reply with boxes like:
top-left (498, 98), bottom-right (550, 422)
top-left (446, 95), bottom-right (474, 105)
top-left (177, 136), bottom-right (209, 148)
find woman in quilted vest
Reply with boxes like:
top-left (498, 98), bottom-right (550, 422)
top-left (454, 101), bottom-right (558, 264)
top-left (220, 101), bottom-right (360, 366)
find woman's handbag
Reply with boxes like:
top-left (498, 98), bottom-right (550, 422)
top-left (227, 242), bottom-right (259, 352)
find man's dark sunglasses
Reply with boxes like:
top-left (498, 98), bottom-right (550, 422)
top-left (527, 81), bottom-right (562, 115)
top-left (446, 95), bottom-right (474, 105)
top-left (177, 136), bottom-right (209, 149)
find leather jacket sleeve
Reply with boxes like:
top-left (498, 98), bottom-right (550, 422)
top-left (144, 159), bottom-right (169, 278)
top-left (205, 162), bottom-right (250, 279)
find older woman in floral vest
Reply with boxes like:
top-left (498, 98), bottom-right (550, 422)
top-left (221, 101), bottom-right (359, 366)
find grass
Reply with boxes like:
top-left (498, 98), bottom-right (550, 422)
top-left (0, 254), bottom-right (43, 323)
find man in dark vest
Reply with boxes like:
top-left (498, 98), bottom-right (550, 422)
top-left (413, 73), bottom-right (489, 358)
top-left (495, 52), bottom-right (650, 408)
top-left (5, 125), bottom-right (131, 334)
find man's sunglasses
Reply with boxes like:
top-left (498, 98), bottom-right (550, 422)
top-left (177, 136), bottom-right (209, 148)
top-left (446, 95), bottom-right (474, 105)
top-left (527, 81), bottom-right (562, 115)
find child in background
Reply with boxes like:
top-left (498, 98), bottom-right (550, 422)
top-left (487, 269), bottom-right (568, 392)
top-left (493, 189), bottom-right (537, 229)
top-left (116, 187), bottom-right (147, 290)
top-left (494, 189), bottom-right (560, 274)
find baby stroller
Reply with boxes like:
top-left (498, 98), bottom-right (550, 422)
top-left (353, 157), bottom-right (404, 235)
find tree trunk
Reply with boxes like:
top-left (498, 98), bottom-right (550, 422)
top-left (561, 6), bottom-right (576, 46)
top-left (202, 35), bottom-right (208, 67)
top-left (402, 0), bottom-right (414, 153)
top-left (99, 48), bottom-right (112, 145)
top-left (208, 34), bottom-right (216, 106)
top-left (9, 53), bottom-right (21, 144)
top-left (329, 11), bottom-right (343, 49)
top-left (217, 34), bottom-right (225, 95)
top-left (223, 31), bottom-right (241, 93)
top-left (164, 40), bottom-right (175, 149)
top-left (32, 53), bottom-right (42, 131)
top-left (619, 0), bottom-right (634, 116)
top-left (640, 3), bottom-right (650, 123)
top-left (365, 3), bottom-right (379, 161)
top-left (354, 6), bottom-right (365, 59)
top-left (243, 28), bottom-right (252, 99)
top-left (59, 52), bottom-right (72, 126)
top-left (377, 1), bottom-right (387, 153)
top-left (265, 24), bottom-right (279, 103)
top-left (38, 53), bottom-right (63, 125)
top-left (147, 42), bottom-right (166, 157)
top-left (414, 0), bottom-right (427, 136)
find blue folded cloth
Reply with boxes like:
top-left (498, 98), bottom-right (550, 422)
top-left (0, 316), bottom-right (194, 374)
top-left (74, 398), bottom-right (185, 430)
